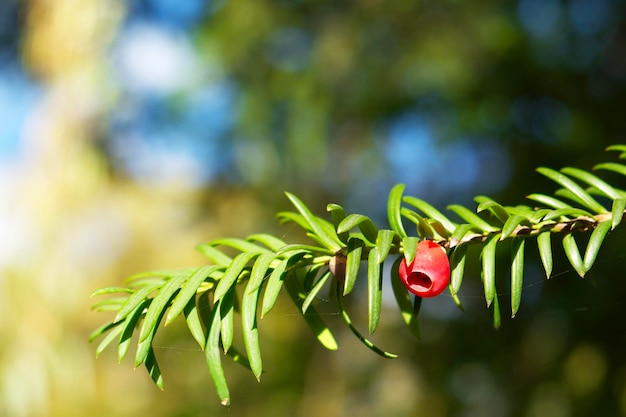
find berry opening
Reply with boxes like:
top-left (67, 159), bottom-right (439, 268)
top-left (407, 272), bottom-right (432, 293)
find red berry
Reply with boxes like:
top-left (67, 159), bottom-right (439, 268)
top-left (399, 240), bottom-right (450, 297)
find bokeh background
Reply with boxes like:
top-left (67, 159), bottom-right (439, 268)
top-left (2, 0), bottom-right (626, 416)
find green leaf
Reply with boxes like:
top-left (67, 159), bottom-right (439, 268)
top-left (541, 208), bottom-right (594, 222)
top-left (144, 347), bottom-right (164, 389)
top-left (583, 220), bottom-right (611, 272)
top-left (213, 252), bottom-right (260, 303)
top-left (507, 206), bottom-right (550, 223)
top-left (196, 243), bottom-right (233, 266)
top-left (118, 299), bottom-right (151, 363)
top-left (337, 214), bottom-right (378, 243)
top-left (245, 253), bottom-right (276, 295)
top-left (611, 198), bottom-right (626, 230)
top-left (327, 203), bottom-right (349, 242)
top-left (447, 204), bottom-right (499, 233)
top-left (183, 297), bottom-right (206, 350)
top-left (90, 287), bottom-right (134, 297)
top-left (242, 254), bottom-right (274, 380)
top-left (210, 238), bottom-right (270, 255)
top-left (89, 321), bottom-right (122, 343)
top-left (246, 234), bottom-right (288, 251)
top-left (481, 234), bottom-right (499, 307)
top-left (594, 162), bottom-right (626, 177)
top-left (401, 207), bottom-right (439, 238)
top-left (285, 192), bottom-right (343, 252)
top-left (562, 234), bottom-right (585, 277)
top-left (302, 270), bottom-right (332, 314)
top-left (387, 184), bottom-right (407, 238)
top-left (537, 231), bottom-right (553, 279)
top-left (402, 236), bottom-right (420, 264)
top-left (450, 244), bottom-right (468, 295)
top-left (134, 301), bottom-right (167, 368)
top-left (536, 167), bottom-right (607, 214)
top-left (390, 256), bottom-right (421, 339)
top-left (197, 291), bottom-right (212, 328)
top-left (219, 288), bottom-right (236, 353)
top-left (139, 274), bottom-right (187, 343)
top-left (284, 270), bottom-right (338, 351)
top-left (375, 229), bottom-right (395, 264)
top-left (510, 238), bottom-right (525, 318)
top-left (429, 219), bottom-right (451, 240)
top-left (491, 293), bottom-right (501, 330)
top-left (124, 269), bottom-right (191, 286)
top-left (276, 211), bottom-right (312, 231)
top-left (95, 324), bottom-right (124, 357)
top-left (344, 238), bottom-right (364, 295)
top-left (501, 214), bottom-right (527, 240)
top-left (475, 196), bottom-right (510, 224)
top-left (166, 265), bottom-right (224, 326)
top-left (403, 196), bottom-right (457, 233)
top-left (90, 297), bottom-right (129, 312)
top-left (606, 144), bottom-right (626, 153)
top-left (561, 167), bottom-right (622, 200)
top-left (260, 252), bottom-right (307, 317)
top-left (276, 244), bottom-right (334, 256)
top-left (526, 193), bottom-right (572, 209)
top-left (450, 224), bottom-right (476, 243)
top-left (336, 284), bottom-right (397, 358)
top-left (114, 284), bottom-right (160, 323)
top-left (205, 299), bottom-right (230, 407)
top-left (367, 248), bottom-right (382, 334)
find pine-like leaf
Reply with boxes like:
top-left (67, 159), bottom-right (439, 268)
top-left (510, 238), bottom-right (525, 318)
top-left (219, 288), bottom-right (236, 353)
top-left (375, 229), bottom-right (395, 264)
top-left (95, 324), bottom-right (124, 358)
top-left (302, 270), bottom-right (332, 314)
top-left (475, 196), bottom-right (510, 224)
top-left (611, 198), bottom-right (626, 230)
top-left (284, 270), bottom-right (338, 351)
top-left (447, 204), bottom-right (499, 233)
top-left (144, 347), bottom-right (164, 389)
top-left (213, 252), bottom-right (260, 303)
top-left (139, 274), bottom-right (187, 343)
top-left (367, 248), bottom-right (382, 334)
top-left (387, 184), bottom-right (408, 237)
top-left (537, 231), bottom-right (553, 279)
top-left (390, 256), bottom-right (421, 339)
top-left (403, 196), bottom-right (457, 233)
top-left (337, 214), bottom-right (378, 243)
top-left (536, 167), bottom-right (606, 214)
top-left (344, 238), bottom-right (364, 295)
top-left (402, 236), bottom-right (420, 264)
top-left (260, 251), bottom-right (307, 317)
top-left (166, 265), bottom-right (223, 326)
top-left (450, 244), bottom-right (468, 295)
top-left (561, 167), bottom-right (622, 200)
top-left (481, 235), bottom-right (499, 307)
top-left (562, 234), bottom-right (585, 277)
top-left (183, 297), bottom-right (206, 349)
top-left (205, 299), bottom-right (230, 407)
top-left (327, 203), bottom-right (349, 242)
top-left (246, 234), bottom-right (288, 251)
top-left (119, 299), bottom-right (151, 362)
top-left (285, 192), bottom-right (343, 252)
top-left (583, 220), bottom-right (611, 272)
top-left (242, 253), bottom-right (274, 380)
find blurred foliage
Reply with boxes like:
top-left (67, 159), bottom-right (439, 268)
top-left (0, 0), bottom-right (625, 416)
